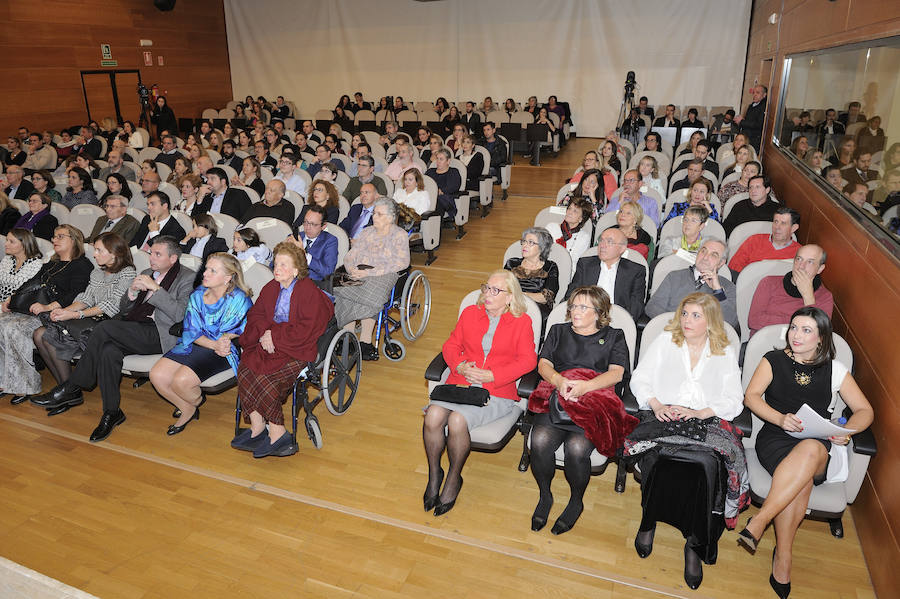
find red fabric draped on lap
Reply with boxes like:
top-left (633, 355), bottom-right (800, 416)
top-left (528, 367), bottom-right (638, 457)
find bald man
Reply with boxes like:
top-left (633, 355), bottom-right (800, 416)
top-left (565, 227), bottom-right (646, 321)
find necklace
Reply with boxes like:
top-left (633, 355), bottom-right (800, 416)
top-left (786, 349), bottom-right (813, 386)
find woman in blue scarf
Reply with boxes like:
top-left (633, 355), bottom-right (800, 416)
top-left (149, 252), bottom-right (253, 435)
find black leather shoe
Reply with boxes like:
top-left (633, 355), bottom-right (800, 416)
top-left (10, 395), bottom-right (29, 405)
top-left (770, 547), bottom-right (791, 598)
top-left (684, 543), bottom-right (703, 590)
top-left (423, 468), bottom-right (444, 512)
top-left (634, 525), bottom-right (656, 558)
top-left (359, 342), bottom-right (379, 361)
top-left (89, 410), bottom-right (126, 442)
top-left (433, 477), bottom-right (463, 517)
top-left (30, 383), bottom-right (82, 408)
top-left (167, 408), bottom-right (199, 436)
top-left (550, 502), bottom-right (584, 536)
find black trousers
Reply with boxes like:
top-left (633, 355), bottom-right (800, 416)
top-left (69, 320), bottom-right (161, 412)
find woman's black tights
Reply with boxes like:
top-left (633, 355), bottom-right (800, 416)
top-left (33, 327), bottom-right (72, 386)
top-left (530, 417), bottom-right (595, 529)
top-left (423, 406), bottom-right (470, 503)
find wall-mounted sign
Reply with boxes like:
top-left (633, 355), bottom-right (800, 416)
top-left (100, 60), bottom-right (118, 67)
top-left (101, 44), bottom-right (112, 60)
top-left (143, 51), bottom-right (153, 66)
top-left (157, 55), bottom-right (164, 66)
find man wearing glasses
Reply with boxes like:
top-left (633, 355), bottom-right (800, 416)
top-left (88, 195), bottom-right (140, 244)
top-left (606, 169), bottom-right (660, 227)
top-left (290, 204), bottom-right (337, 288)
top-left (274, 153), bottom-right (308, 198)
top-left (565, 228), bottom-right (646, 321)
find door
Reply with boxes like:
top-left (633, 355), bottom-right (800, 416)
top-left (80, 70), bottom-right (143, 124)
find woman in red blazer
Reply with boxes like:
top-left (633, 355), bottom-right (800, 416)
top-left (423, 270), bottom-right (537, 516)
top-left (231, 242), bottom-right (334, 458)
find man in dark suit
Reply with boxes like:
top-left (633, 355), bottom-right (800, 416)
top-left (154, 135), bottom-right (180, 170)
top-left (840, 149), bottom-right (879, 185)
top-left (837, 101), bottom-right (866, 127)
top-left (270, 96), bottom-right (291, 123)
top-left (637, 96), bottom-right (654, 120)
top-left (196, 167), bottom-right (251, 222)
top-left (734, 85), bottom-right (767, 151)
top-left (653, 104), bottom-right (680, 128)
top-left (217, 140), bottom-right (242, 171)
top-left (2, 165), bottom-right (35, 200)
top-left (88, 194), bottom-right (141, 243)
top-left (461, 101), bottom-right (482, 134)
top-left (565, 228), bottom-right (646, 321)
top-left (693, 140), bottom-right (720, 179)
top-left (293, 204), bottom-right (338, 284)
top-left (75, 126), bottom-right (102, 159)
top-left (352, 92), bottom-right (372, 113)
top-left (339, 183), bottom-right (377, 239)
top-left (31, 235), bottom-right (195, 442)
top-left (131, 190), bottom-right (187, 250)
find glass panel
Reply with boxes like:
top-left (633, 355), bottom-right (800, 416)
top-left (773, 37), bottom-right (900, 252)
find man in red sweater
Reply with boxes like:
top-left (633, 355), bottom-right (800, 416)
top-left (748, 244), bottom-right (833, 336)
top-left (728, 206), bottom-right (800, 273)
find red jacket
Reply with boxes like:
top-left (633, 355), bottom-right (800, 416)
top-left (442, 304), bottom-right (537, 400)
top-left (239, 277), bottom-right (334, 374)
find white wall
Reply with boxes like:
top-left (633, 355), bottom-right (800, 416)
top-left (224, 0), bottom-right (751, 137)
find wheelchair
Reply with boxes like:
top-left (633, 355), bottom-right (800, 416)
top-left (372, 267), bottom-right (432, 362)
top-left (233, 317), bottom-right (361, 452)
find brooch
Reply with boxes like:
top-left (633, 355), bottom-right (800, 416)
top-left (598, 339), bottom-right (605, 345)
top-left (794, 370), bottom-right (811, 386)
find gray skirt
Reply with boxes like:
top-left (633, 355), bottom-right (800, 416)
top-left (0, 312), bottom-right (43, 395)
top-left (428, 396), bottom-right (519, 431)
top-left (333, 271), bottom-right (399, 327)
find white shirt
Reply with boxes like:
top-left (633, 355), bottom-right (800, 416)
top-left (276, 172), bottom-right (307, 198)
top-left (190, 234), bottom-right (211, 258)
top-left (630, 331), bottom-right (743, 420)
top-left (596, 259), bottom-right (619, 300)
top-left (392, 188), bottom-right (430, 215)
top-left (142, 215), bottom-right (170, 248)
top-left (128, 132), bottom-right (144, 149)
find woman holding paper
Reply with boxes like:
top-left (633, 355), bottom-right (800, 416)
top-left (741, 307), bottom-right (873, 598)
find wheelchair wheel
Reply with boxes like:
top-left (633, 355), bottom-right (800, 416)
top-left (322, 330), bottom-right (361, 416)
top-left (305, 415), bottom-right (323, 450)
top-left (400, 269), bottom-right (431, 341)
top-left (382, 339), bottom-right (406, 362)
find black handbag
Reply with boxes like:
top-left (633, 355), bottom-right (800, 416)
top-left (41, 313), bottom-right (107, 358)
top-left (8, 278), bottom-right (52, 314)
top-left (430, 384), bottom-right (489, 406)
top-left (332, 266), bottom-right (364, 287)
top-left (548, 390), bottom-right (583, 433)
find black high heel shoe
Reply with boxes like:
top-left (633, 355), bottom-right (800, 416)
top-left (166, 408), bottom-right (199, 436)
top-left (531, 494), bottom-right (553, 532)
top-left (737, 518), bottom-right (759, 554)
top-left (423, 468), bottom-right (444, 512)
top-left (634, 524), bottom-right (656, 558)
top-left (173, 393), bottom-right (207, 419)
top-left (550, 501), bottom-right (583, 535)
top-left (683, 542), bottom-right (703, 590)
top-left (770, 547), bottom-right (791, 598)
top-left (433, 477), bottom-right (462, 517)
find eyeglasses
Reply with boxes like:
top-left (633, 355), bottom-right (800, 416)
top-left (520, 239), bottom-right (538, 247)
top-left (480, 284), bottom-right (508, 296)
top-left (303, 220), bottom-right (323, 227)
top-left (52, 234), bottom-right (71, 240)
top-left (622, 178), bottom-right (638, 184)
top-left (570, 304), bottom-right (597, 313)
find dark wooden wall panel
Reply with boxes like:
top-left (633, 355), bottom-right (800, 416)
top-left (745, 2), bottom-right (900, 596)
top-left (0, 0), bottom-right (231, 140)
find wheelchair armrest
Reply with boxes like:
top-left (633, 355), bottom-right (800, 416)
top-left (425, 353), bottom-right (448, 381)
top-left (851, 427), bottom-right (877, 457)
top-left (731, 407), bottom-right (753, 437)
top-left (517, 369), bottom-right (540, 399)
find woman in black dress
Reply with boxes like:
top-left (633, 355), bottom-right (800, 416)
top-left (742, 307), bottom-right (873, 598)
top-left (526, 286), bottom-right (634, 535)
top-left (150, 96), bottom-right (177, 141)
top-left (503, 227), bottom-right (559, 325)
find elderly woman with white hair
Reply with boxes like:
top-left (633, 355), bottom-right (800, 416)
top-left (333, 197), bottom-right (410, 360)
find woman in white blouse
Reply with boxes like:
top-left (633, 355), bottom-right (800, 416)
top-left (626, 292), bottom-right (746, 590)
top-left (544, 198), bottom-right (593, 266)
top-left (122, 121), bottom-right (143, 149)
top-left (392, 168), bottom-right (430, 216)
top-left (0, 229), bottom-right (43, 302)
top-left (637, 155), bottom-right (666, 198)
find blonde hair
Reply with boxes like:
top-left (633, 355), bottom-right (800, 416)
top-left (664, 292), bottom-right (729, 355)
top-left (638, 155), bottom-right (659, 179)
top-left (206, 252), bottom-right (252, 297)
top-left (618, 200), bottom-right (644, 227)
top-left (477, 269), bottom-right (527, 318)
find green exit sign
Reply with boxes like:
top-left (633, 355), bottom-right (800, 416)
top-left (101, 60), bottom-right (118, 67)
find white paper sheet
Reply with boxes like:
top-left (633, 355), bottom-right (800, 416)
top-left (787, 403), bottom-right (855, 440)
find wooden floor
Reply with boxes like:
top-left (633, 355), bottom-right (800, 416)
top-left (0, 139), bottom-right (877, 598)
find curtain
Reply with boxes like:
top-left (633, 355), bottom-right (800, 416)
top-left (224, 0), bottom-right (751, 137)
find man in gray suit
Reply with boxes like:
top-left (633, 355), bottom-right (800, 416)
top-left (644, 238), bottom-right (738, 329)
top-left (87, 195), bottom-right (140, 244)
top-left (31, 236), bottom-right (195, 442)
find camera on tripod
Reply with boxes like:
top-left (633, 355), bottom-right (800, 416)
top-left (137, 83), bottom-right (150, 108)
